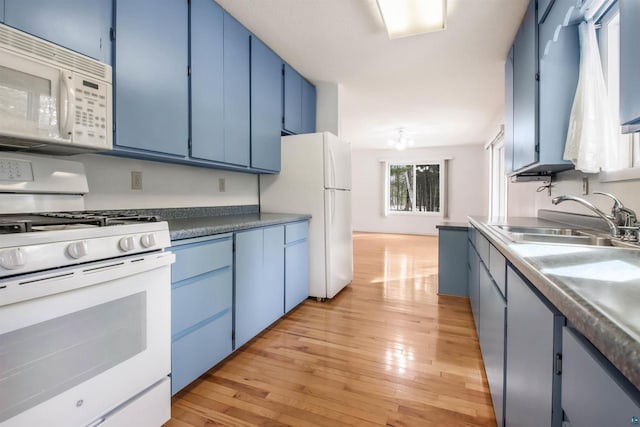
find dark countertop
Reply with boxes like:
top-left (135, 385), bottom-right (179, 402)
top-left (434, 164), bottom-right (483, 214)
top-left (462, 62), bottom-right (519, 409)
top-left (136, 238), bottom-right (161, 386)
top-left (469, 215), bottom-right (640, 392)
top-left (167, 212), bottom-right (311, 241)
top-left (436, 221), bottom-right (469, 230)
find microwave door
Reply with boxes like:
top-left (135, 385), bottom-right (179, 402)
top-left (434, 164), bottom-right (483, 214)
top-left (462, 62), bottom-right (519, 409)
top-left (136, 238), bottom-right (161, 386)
top-left (0, 53), bottom-right (68, 144)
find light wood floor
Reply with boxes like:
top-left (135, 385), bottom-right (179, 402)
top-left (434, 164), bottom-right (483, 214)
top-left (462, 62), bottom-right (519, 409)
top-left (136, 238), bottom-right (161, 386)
top-left (165, 232), bottom-right (496, 427)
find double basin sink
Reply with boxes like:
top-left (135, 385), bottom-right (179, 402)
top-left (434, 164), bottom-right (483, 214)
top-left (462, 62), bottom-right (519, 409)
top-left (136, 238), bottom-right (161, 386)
top-left (492, 225), bottom-right (638, 248)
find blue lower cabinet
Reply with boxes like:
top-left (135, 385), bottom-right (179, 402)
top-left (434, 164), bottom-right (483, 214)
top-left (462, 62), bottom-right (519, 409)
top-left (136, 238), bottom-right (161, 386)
top-left (505, 267), bottom-right (563, 427)
top-left (235, 225), bottom-right (285, 348)
top-left (437, 228), bottom-right (469, 297)
top-left (170, 235), bottom-right (233, 395)
top-left (468, 242), bottom-right (480, 332)
top-left (171, 310), bottom-right (232, 395)
top-left (561, 327), bottom-right (640, 427)
top-left (285, 222), bottom-right (309, 312)
top-left (478, 263), bottom-right (506, 427)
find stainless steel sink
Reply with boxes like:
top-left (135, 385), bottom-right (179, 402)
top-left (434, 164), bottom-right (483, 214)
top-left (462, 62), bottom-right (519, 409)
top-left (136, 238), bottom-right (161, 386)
top-left (495, 225), bottom-right (584, 236)
top-left (491, 224), bottom-right (618, 246)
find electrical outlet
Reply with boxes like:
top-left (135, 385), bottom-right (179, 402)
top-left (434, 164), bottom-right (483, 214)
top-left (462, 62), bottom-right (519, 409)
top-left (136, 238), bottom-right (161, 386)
top-left (218, 178), bottom-right (226, 192)
top-left (582, 176), bottom-right (588, 195)
top-left (131, 171), bottom-right (143, 190)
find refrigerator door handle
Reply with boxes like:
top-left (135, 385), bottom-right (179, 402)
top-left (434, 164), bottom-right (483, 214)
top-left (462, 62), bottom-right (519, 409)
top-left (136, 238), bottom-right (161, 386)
top-left (329, 147), bottom-right (337, 189)
top-left (331, 189), bottom-right (336, 225)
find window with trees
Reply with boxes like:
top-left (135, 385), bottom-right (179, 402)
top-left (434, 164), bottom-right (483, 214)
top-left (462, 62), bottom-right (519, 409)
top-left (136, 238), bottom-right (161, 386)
top-left (387, 162), bottom-right (443, 214)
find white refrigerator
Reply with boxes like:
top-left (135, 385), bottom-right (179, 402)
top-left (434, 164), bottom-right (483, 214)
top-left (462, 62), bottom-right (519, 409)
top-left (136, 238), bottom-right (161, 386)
top-left (260, 132), bottom-right (353, 299)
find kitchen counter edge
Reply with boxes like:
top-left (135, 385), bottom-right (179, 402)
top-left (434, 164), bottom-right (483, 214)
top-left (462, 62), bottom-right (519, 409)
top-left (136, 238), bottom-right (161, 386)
top-left (468, 216), bottom-right (640, 393)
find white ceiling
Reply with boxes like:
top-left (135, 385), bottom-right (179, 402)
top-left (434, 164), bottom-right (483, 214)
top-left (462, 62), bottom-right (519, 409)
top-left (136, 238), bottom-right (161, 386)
top-left (216, 0), bottom-right (530, 149)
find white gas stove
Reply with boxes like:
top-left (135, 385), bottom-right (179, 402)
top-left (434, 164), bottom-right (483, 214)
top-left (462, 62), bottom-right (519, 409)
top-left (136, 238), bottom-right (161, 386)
top-left (0, 153), bottom-right (173, 427)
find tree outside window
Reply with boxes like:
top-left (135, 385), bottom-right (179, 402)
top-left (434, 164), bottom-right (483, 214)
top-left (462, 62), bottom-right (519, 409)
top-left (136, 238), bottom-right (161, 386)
top-left (388, 163), bottom-right (440, 213)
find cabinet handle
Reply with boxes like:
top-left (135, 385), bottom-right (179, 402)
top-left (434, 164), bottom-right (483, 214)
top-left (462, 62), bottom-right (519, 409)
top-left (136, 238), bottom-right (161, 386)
top-left (555, 353), bottom-right (563, 375)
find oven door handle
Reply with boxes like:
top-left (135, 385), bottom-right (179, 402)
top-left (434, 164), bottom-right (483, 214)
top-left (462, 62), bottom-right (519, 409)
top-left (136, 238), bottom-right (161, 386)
top-left (0, 251), bottom-right (175, 307)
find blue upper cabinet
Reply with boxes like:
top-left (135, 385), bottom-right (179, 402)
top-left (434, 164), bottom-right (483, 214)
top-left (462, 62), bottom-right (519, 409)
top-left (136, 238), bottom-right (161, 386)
top-left (512, 0), bottom-right (537, 172)
top-left (223, 12), bottom-right (251, 166)
top-left (114, 0), bottom-right (189, 157)
top-left (3, 0), bottom-right (112, 63)
top-left (283, 63), bottom-right (316, 135)
top-left (250, 36), bottom-right (283, 172)
top-left (0, 1), bottom-right (4, 22)
top-left (537, 0), bottom-right (578, 170)
top-left (505, 47), bottom-right (514, 175)
top-left (506, 0), bottom-right (578, 176)
top-left (190, 3), bottom-right (249, 166)
top-left (301, 78), bottom-right (317, 134)
top-left (190, 0), bottom-right (224, 163)
top-left (620, 0), bottom-right (640, 130)
top-left (283, 63), bottom-right (303, 134)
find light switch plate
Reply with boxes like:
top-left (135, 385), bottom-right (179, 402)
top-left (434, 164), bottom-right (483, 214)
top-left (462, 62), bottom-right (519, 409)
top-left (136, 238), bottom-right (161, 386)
top-left (218, 178), bottom-right (226, 192)
top-left (131, 171), bottom-right (142, 190)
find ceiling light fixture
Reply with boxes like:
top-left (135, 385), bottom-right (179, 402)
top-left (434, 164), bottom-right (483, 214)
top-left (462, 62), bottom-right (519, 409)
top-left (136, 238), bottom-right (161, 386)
top-left (376, 0), bottom-right (447, 39)
top-left (387, 129), bottom-right (415, 151)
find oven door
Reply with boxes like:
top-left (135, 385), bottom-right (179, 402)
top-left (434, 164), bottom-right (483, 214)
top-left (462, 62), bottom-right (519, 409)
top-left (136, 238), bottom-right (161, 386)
top-left (0, 251), bottom-right (174, 427)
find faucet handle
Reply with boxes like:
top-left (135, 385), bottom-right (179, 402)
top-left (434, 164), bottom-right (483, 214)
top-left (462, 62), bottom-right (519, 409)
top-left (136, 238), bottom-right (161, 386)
top-left (593, 191), bottom-right (624, 210)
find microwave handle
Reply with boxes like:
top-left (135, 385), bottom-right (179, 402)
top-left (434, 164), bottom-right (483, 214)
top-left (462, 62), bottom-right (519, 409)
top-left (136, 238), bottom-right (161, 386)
top-left (59, 71), bottom-right (75, 138)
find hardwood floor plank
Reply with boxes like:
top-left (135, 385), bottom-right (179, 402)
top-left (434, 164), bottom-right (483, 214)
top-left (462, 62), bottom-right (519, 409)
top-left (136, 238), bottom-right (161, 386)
top-left (166, 233), bottom-right (496, 426)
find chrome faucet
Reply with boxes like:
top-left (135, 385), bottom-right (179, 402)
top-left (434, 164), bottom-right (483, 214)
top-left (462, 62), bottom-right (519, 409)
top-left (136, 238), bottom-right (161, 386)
top-left (551, 195), bottom-right (619, 237)
top-left (593, 191), bottom-right (638, 227)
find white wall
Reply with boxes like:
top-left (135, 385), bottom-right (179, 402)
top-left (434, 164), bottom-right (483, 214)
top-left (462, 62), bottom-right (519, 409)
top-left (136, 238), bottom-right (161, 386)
top-left (352, 144), bottom-right (489, 235)
top-left (508, 169), bottom-right (640, 218)
top-left (72, 154), bottom-right (258, 210)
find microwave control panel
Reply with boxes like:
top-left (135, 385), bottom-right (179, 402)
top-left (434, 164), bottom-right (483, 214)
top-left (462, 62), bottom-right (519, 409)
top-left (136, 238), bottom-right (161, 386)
top-left (71, 75), bottom-right (110, 148)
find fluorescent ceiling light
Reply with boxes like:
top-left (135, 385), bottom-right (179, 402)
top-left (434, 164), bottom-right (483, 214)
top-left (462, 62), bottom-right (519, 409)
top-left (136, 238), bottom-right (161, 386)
top-left (377, 0), bottom-right (447, 39)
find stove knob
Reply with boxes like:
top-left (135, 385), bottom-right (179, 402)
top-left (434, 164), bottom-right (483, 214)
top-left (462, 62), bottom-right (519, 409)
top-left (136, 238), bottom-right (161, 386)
top-left (0, 248), bottom-right (26, 270)
top-left (140, 233), bottom-right (157, 248)
top-left (67, 241), bottom-right (89, 259)
top-left (119, 236), bottom-right (135, 252)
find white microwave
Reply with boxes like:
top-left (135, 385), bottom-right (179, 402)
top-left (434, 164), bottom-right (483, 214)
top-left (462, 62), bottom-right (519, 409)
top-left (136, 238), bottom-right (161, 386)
top-left (0, 24), bottom-right (112, 154)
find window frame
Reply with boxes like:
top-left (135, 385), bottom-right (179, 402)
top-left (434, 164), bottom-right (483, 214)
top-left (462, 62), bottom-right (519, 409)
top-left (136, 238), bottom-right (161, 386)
top-left (384, 160), bottom-right (446, 217)
top-left (597, 1), bottom-right (640, 181)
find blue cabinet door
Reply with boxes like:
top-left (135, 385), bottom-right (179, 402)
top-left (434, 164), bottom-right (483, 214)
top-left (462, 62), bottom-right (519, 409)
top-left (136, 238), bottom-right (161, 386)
top-left (264, 226), bottom-right (285, 319)
top-left (562, 327), bottom-right (640, 427)
top-left (301, 78), bottom-right (316, 134)
top-left (285, 239), bottom-right (309, 312)
top-left (170, 235), bottom-right (234, 395)
top-left (620, 0), bottom-right (640, 128)
top-left (251, 36), bottom-right (283, 172)
top-left (235, 226), bottom-right (285, 349)
top-left (114, 0), bottom-right (188, 157)
top-left (190, 0), bottom-right (224, 162)
top-left (537, 0), bottom-right (578, 168)
top-left (0, 1), bottom-right (4, 22)
top-left (468, 240), bottom-right (480, 332)
top-left (505, 267), bottom-right (563, 427)
top-left (505, 47), bottom-right (514, 175)
top-left (512, 0), bottom-right (538, 172)
top-left (223, 12), bottom-right (251, 166)
top-left (4, 0), bottom-right (112, 63)
top-left (283, 63), bottom-right (302, 134)
top-left (478, 263), bottom-right (506, 427)
top-left (438, 228), bottom-right (469, 297)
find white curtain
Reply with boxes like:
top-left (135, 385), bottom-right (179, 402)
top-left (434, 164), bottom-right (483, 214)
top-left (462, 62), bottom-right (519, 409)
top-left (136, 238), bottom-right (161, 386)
top-left (564, 20), bottom-right (619, 172)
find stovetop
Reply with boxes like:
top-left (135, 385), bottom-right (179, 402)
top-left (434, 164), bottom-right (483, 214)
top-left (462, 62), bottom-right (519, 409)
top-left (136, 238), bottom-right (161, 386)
top-left (0, 211), bottom-right (160, 234)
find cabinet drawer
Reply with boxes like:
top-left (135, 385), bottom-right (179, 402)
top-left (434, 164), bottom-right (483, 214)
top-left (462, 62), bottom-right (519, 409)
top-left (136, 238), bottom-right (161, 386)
top-left (285, 221), bottom-right (308, 244)
top-left (171, 310), bottom-right (232, 395)
top-left (476, 231), bottom-right (490, 266)
top-left (561, 327), bottom-right (640, 427)
top-left (489, 245), bottom-right (506, 297)
top-left (171, 237), bottom-right (232, 282)
top-left (171, 267), bottom-right (232, 335)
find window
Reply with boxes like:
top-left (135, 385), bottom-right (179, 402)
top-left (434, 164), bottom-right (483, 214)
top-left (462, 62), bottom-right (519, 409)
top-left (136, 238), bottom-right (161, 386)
top-left (598, 3), bottom-right (640, 172)
top-left (488, 128), bottom-right (507, 219)
top-left (385, 162), bottom-right (444, 215)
